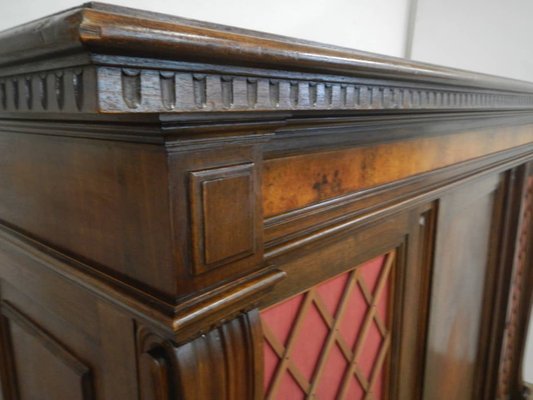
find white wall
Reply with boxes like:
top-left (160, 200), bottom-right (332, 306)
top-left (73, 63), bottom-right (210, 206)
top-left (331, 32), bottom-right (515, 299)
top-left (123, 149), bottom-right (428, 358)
top-left (524, 308), bottom-right (533, 384)
top-left (410, 0), bottom-right (533, 82)
top-left (0, 0), bottom-right (411, 58)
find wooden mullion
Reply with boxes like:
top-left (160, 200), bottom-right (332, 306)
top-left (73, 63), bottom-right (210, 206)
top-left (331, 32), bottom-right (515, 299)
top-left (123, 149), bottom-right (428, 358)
top-left (308, 270), bottom-right (358, 396)
top-left (313, 294), bottom-right (335, 328)
top-left (363, 334), bottom-right (392, 400)
top-left (265, 291), bottom-right (315, 399)
top-left (313, 289), bottom-right (355, 362)
top-left (337, 304), bottom-right (378, 398)
top-left (338, 252), bottom-right (394, 399)
top-left (358, 276), bottom-right (388, 337)
top-left (262, 323), bottom-right (286, 358)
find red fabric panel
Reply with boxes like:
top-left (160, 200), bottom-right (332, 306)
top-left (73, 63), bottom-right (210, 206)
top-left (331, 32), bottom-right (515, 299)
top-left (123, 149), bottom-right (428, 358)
top-left (261, 253), bottom-right (392, 399)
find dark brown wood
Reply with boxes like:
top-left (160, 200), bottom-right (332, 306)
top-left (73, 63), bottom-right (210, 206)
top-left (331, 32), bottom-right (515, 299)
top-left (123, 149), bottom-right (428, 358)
top-left (0, 3), bottom-right (531, 400)
top-left (171, 310), bottom-right (263, 400)
top-left (423, 174), bottom-right (503, 399)
top-left (3, 2), bottom-right (533, 93)
top-left (1, 302), bottom-right (94, 400)
top-left (0, 131), bottom-right (176, 299)
top-left (189, 163), bottom-right (257, 274)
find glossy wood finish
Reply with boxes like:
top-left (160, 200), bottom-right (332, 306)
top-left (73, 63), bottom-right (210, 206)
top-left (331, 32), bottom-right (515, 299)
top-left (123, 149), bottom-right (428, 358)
top-left (2, 303), bottom-right (93, 400)
top-left (0, 131), bottom-right (176, 298)
top-left (189, 163), bottom-right (257, 274)
top-left (263, 125), bottom-right (533, 217)
top-left (0, 3), bottom-right (531, 400)
top-left (423, 174), bottom-right (502, 399)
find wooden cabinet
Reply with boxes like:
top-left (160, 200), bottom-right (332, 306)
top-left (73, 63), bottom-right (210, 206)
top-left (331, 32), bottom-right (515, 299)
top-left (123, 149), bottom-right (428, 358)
top-left (0, 3), bottom-right (531, 399)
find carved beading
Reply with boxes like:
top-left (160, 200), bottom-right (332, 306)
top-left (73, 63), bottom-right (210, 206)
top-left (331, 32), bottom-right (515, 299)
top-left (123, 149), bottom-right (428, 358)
top-left (2, 65), bottom-right (533, 115)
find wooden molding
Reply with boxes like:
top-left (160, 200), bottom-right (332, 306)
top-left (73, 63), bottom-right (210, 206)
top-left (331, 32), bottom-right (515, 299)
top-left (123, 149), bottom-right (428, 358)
top-left (2, 65), bottom-right (533, 115)
top-left (2, 4), bottom-right (533, 116)
top-left (3, 3), bottom-right (533, 93)
top-left (172, 268), bottom-right (286, 343)
top-left (0, 67), bottom-right (97, 114)
top-left (94, 66), bottom-right (533, 114)
top-left (496, 166), bottom-right (533, 399)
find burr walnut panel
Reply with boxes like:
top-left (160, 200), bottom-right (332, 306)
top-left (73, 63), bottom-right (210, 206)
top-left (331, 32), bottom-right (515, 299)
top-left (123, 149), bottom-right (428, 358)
top-left (263, 125), bottom-right (533, 217)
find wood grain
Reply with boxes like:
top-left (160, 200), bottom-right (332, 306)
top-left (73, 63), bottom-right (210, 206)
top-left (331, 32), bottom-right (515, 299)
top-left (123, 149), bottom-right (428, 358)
top-left (189, 163), bottom-right (256, 274)
top-left (0, 4), bottom-right (531, 400)
top-left (263, 125), bottom-right (533, 217)
top-left (423, 175), bottom-right (502, 400)
top-left (0, 131), bottom-right (176, 298)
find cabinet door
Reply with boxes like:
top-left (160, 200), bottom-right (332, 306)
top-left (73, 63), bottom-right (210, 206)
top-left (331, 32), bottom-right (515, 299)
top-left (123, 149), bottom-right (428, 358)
top-left (423, 174), bottom-right (503, 400)
top-left (259, 205), bottom-right (435, 400)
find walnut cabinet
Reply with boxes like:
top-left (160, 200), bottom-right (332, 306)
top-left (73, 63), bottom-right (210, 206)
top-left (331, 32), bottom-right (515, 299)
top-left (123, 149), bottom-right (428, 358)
top-left (0, 3), bottom-right (531, 399)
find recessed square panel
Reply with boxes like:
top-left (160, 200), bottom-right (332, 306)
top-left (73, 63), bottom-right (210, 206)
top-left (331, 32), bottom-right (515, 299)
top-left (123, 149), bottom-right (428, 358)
top-left (189, 163), bottom-right (256, 275)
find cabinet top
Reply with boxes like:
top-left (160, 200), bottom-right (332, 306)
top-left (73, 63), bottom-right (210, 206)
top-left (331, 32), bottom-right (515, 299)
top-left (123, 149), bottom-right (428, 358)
top-left (1, 2), bottom-right (533, 116)
top-left (0, 2), bottom-right (529, 90)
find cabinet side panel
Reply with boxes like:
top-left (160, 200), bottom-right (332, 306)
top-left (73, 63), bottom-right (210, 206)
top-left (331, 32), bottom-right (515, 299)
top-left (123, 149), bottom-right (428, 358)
top-left (0, 131), bottom-right (175, 297)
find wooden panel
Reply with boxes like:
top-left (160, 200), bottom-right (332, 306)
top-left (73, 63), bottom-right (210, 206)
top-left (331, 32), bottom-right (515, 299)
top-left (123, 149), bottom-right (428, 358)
top-left (169, 144), bottom-right (265, 298)
top-left (0, 228), bottom-right (144, 400)
top-left (0, 131), bottom-right (175, 298)
top-left (190, 163), bottom-right (256, 274)
top-left (2, 302), bottom-right (93, 400)
top-left (423, 174), bottom-right (502, 400)
top-left (263, 126), bottom-right (533, 217)
top-left (259, 204), bottom-right (436, 400)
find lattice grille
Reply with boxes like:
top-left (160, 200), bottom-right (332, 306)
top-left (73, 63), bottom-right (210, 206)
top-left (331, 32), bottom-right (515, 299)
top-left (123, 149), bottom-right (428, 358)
top-left (261, 252), bottom-right (395, 400)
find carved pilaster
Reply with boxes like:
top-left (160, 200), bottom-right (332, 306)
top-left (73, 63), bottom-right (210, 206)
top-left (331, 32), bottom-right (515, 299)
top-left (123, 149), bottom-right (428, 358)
top-left (138, 310), bottom-right (264, 400)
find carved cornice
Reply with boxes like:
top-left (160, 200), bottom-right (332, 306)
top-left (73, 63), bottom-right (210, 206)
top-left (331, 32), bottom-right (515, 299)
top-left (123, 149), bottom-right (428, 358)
top-left (0, 67), bottom-right (96, 114)
top-left (3, 2), bottom-right (533, 93)
top-left (98, 67), bottom-right (533, 113)
top-left (1, 3), bottom-right (533, 116)
top-left (2, 65), bottom-right (533, 115)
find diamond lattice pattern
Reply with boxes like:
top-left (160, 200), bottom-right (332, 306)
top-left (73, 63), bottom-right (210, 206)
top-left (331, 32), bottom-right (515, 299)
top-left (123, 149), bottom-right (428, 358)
top-left (261, 252), bottom-right (395, 400)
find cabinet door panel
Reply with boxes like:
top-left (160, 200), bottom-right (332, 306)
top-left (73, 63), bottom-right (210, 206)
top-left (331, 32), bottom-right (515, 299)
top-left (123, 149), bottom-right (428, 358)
top-left (259, 205), bottom-right (436, 400)
top-left (423, 174), bottom-right (502, 400)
